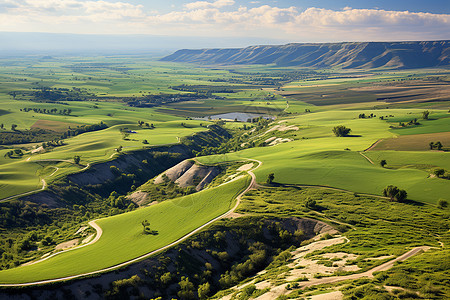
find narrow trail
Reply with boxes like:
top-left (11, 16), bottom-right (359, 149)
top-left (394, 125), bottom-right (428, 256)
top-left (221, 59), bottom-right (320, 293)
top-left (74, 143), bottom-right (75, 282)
top-left (1, 160), bottom-right (90, 202)
top-left (20, 220), bottom-right (103, 267)
top-left (48, 167), bottom-right (59, 177)
top-left (0, 159), bottom-right (262, 287)
top-left (359, 152), bottom-right (375, 165)
top-left (0, 179), bottom-right (46, 202)
top-left (364, 139), bottom-right (383, 152)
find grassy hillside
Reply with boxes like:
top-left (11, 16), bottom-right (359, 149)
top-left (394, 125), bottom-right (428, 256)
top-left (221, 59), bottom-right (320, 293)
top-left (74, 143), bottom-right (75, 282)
top-left (0, 175), bottom-right (249, 283)
top-left (197, 109), bottom-right (450, 205)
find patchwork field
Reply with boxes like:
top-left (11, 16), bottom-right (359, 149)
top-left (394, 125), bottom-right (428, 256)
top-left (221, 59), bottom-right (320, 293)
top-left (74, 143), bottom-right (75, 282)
top-left (0, 56), bottom-right (448, 298)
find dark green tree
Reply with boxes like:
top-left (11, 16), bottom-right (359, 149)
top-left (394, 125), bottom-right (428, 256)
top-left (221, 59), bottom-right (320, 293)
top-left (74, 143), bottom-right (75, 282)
top-left (141, 219), bottom-right (150, 233)
top-left (429, 142), bottom-right (434, 150)
top-left (267, 173), bottom-right (275, 184)
top-left (177, 276), bottom-right (195, 299)
top-left (332, 125), bottom-right (351, 137)
top-left (73, 155), bottom-right (81, 164)
top-left (437, 199), bottom-right (448, 209)
top-left (433, 168), bottom-right (445, 177)
top-left (380, 160), bottom-right (387, 167)
top-left (305, 198), bottom-right (317, 210)
top-left (422, 110), bottom-right (430, 120)
top-left (198, 282), bottom-right (211, 300)
top-left (383, 185), bottom-right (407, 202)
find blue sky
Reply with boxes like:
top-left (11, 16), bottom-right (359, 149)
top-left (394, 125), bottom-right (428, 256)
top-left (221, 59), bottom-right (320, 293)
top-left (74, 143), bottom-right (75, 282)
top-left (0, 0), bottom-right (449, 43)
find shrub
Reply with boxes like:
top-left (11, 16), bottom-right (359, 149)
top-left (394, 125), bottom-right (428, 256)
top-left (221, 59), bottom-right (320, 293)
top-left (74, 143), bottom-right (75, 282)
top-left (332, 125), bottom-right (351, 137)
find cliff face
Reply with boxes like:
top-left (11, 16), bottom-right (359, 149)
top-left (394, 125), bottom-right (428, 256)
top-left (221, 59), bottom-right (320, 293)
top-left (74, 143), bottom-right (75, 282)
top-left (161, 41), bottom-right (450, 69)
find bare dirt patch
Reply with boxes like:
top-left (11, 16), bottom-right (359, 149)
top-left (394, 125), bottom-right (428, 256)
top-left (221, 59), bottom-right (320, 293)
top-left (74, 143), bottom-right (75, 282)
top-left (82, 234), bottom-right (94, 244)
top-left (127, 191), bottom-right (149, 206)
top-left (31, 146), bottom-right (45, 154)
top-left (269, 138), bottom-right (293, 146)
top-left (286, 239), bottom-right (358, 281)
top-left (153, 159), bottom-right (194, 184)
top-left (264, 124), bottom-right (299, 135)
top-left (237, 163), bottom-right (254, 172)
top-left (55, 239), bottom-right (79, 250)
top-left (307, 291), bottom-right (343, 300)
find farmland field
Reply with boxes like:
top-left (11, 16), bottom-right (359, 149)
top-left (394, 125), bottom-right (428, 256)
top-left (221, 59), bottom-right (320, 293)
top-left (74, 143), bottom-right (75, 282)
top-left (0, 55), bottom-right (449, 298)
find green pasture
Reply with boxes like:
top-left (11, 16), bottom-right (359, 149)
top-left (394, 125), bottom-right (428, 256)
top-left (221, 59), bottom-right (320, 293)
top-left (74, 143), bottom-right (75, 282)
top-left (390, 116), bottom-right (450, 135)
top-left (0, 119), bottom-right (208, 199)
top-left (197, 109), bottom-right (450, 204)
top-left (0, 150), bottom-right (43, 198)
top-left (0, 176), bottom-right (249, 283)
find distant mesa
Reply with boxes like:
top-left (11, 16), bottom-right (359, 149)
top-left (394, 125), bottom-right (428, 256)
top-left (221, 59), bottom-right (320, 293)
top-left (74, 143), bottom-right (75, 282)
top-left (161, 41), bottom-right (450, 69)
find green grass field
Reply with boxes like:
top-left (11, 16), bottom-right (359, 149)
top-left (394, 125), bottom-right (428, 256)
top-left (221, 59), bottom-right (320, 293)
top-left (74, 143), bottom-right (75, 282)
top-left (0, 56), bottom-right (449, 288)
top-left (197, 109), bottom-right (450, 205)
top-left (0, 176), bottom-right (249, 283)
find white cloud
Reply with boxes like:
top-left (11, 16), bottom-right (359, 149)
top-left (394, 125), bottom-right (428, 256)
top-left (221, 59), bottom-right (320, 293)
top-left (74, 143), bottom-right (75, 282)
top-left (0, 0), bottom-right (449, 41)
top-left (184, 0), bottom-right (235, 10)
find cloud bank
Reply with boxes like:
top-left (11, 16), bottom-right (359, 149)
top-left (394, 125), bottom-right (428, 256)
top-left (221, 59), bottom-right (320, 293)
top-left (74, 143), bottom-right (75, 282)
top-left (0, 0), bottom-right (449, 41)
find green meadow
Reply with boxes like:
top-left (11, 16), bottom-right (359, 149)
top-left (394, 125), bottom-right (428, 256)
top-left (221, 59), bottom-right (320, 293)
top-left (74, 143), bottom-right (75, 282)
top-left (0, 176), bottom-right (249, 283)
top-left (0, 55), bottom-right (449, 288)
top-left (198, 109), bottom-right (450, 205)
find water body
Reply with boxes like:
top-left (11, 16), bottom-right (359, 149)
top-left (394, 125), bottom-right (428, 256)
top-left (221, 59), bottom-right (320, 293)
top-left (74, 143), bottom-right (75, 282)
top-left (198, 112), bottom-right (274, 122)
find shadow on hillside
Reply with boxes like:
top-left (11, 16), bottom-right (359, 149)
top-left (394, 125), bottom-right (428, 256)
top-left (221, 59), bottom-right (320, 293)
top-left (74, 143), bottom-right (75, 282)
top-left (345, 134), bottom-right (362, 137)
top-left (401, 199), bottom-right (424, 206)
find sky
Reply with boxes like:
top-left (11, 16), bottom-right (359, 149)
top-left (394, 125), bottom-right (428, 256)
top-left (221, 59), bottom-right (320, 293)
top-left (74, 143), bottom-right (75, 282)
top-left (0, 0), bottom-right (449, 47)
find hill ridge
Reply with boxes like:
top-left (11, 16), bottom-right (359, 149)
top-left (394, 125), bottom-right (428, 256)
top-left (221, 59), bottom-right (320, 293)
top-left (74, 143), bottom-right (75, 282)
top-left (160, 40), bottom-right (450, 69)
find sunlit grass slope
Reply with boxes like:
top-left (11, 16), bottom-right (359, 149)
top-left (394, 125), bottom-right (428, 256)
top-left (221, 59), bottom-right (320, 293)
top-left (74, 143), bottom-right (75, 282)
top-left (197, 109), bottom-right (450, 204)
top-left (0, 176), bottom-right (249, 283)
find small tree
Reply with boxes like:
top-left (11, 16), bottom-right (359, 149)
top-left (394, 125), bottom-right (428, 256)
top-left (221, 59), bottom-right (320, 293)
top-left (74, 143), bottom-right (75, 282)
top-left (383, 185), bottom-right (407, 202)
top-left (380, 160), bottom-right (387, 167)
top-left (433, 168), bottom-right (445, 177)
top-left (437, 199), bottom-right (448, 209)
top-left (267, 173), bottom-right (275, 184)
top-left (435, 141), bottom-right (443, 150)
top-left (178, 276), bottom-right (195, 300)
top-left (422, 110), bottom-right (430, 120)
top-left (141, 219), bottom-right (150, 234)
top-left (142, 139), bottom-right (149, 144)
top-left (429, 142), bottom-right (434, 150)
top-left (305, 198), bottom-right (317, 210)
top-left (332, 125), bottom-right (351, 137)
top-left (11, 124), bottom-right (17, 131)
top-left (73, 155), bottom-right (81, 164)
top-left (198, 282), bottom-right (211, 300)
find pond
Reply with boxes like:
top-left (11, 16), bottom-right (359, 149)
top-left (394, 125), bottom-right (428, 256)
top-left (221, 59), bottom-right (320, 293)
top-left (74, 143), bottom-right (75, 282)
top-left (197, 112), bottom-right (274, 122)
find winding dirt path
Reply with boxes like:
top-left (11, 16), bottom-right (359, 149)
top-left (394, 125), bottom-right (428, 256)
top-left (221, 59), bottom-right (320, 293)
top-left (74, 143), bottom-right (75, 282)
top-left (21, 220), bottom-right (103, 267)
top-left (0, 179), bottom-right (46, 202)
top-left (0, 159), bottom-right (262, 287)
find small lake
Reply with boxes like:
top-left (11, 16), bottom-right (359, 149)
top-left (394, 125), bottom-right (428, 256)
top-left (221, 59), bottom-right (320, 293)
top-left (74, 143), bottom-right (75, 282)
top-left (197, 112), bottom-right (274, 122)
